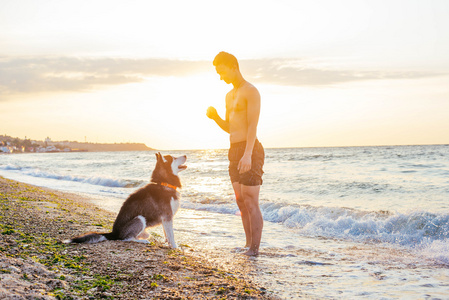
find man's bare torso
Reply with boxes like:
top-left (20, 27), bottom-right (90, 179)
top-left (226, 82), bottom-right (256, 143)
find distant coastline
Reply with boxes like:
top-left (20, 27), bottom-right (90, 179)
top-left (60, 141), bottom-right (154, 152)
top-left (0, 135), bottom-right (154, 153)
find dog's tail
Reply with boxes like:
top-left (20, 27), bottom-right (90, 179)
top-left (63, 232), bottom-right (116, 244)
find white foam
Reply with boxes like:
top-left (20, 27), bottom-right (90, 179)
top-left (182, 199), bottom-right (449, 254)
top-left (0, 164), bottom-right (21, 171)
top-left (418, 239), bottom-right (449, 265)
top-left (264, 204), bottom-right (449, 247)
top-left (0, 164), bottom-right (142, 188)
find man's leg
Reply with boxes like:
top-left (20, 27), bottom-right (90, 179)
top-left (241, 184), bottom-right (263, 256)
top-left (232, 182), bottom-right (252, 248)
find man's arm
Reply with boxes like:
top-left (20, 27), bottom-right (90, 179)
top-left (206, 106), bottom-right (230, 133)
top-left (238, 87), bottom-right (261, 174)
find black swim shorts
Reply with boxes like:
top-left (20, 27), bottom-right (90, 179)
top-left (228, 139), bottom-right (265, 186)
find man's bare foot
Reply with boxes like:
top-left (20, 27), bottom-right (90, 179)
top-left (232, 246), bottom-right (249, 253)
top-left (243, 249), bottom-right (259, 256)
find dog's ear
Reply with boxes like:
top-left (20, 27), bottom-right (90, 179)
top-left (156, 152), bottom-right (167, 163)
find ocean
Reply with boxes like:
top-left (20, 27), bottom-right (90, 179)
top-left (1, 145), bottom-right (448, 299)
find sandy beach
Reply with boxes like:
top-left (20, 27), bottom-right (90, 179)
top-left (0, 176), bottom-right (278, 299)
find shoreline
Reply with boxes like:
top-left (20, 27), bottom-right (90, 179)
top-left (0, 176), bottom-right (277, 299)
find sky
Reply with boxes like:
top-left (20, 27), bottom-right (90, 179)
top-left (1, 0), bottom-right (448, 150)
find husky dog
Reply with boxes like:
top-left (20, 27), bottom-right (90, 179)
top-left (64, 153), bottom-right (187, 248)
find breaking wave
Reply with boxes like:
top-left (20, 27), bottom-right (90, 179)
top-left (182, 198), bottom-right (449, 264)
top-left (0, 164), bottom-right (142, 188)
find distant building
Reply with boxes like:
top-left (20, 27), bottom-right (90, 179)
top-left (46, 145), bottom-right (58, 152)
top-left (0, 146), bottom-right (13, 153)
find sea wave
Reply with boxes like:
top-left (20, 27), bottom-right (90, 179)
top-left (0, 164), bottom-right (22, 171)
top-left (182, 201), bottom-right (239, 216)
top-left (0, 164), bottom-right (142, 188)
top-left (183, 197), bottom-right (449, 252)
top-left (262, 203), bottom-right (449, 245)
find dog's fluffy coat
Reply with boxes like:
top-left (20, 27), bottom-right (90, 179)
top-left (64, 153), bottom-right (186, 248)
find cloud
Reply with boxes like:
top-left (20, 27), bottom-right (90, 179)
top-left (0, 56), bottom-right (444, 97)
top-left (241, 58), bottom-right (445, 86)
top-left (0, 56), bottom-right (209, 95)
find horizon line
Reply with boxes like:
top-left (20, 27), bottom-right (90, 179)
top-left (158, 143), bottom-right (449, 151)
top-left (1, 134), bottom-right (447, 151)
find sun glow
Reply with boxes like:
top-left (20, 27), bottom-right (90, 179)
top-left (2, 71), bottom-right (234, 150)
top-left (134, 72), bottom-right (232, 150)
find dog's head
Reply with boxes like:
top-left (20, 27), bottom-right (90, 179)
top-left (151, 153), bottom-right (187, 188)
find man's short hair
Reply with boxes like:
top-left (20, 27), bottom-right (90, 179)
top-left (213, 51), bottom-right (239, 70)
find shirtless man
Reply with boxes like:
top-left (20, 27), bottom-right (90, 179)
top-left (207, 51), bottom-right (264, 256)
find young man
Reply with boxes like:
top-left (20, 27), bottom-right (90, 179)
top-left (206, 51), bottom-right (264, 256)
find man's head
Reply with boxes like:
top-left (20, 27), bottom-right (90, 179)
top-left (213, 52), bottom-right (240, 84)
top-left (213, 51), bottom-right (239, 70)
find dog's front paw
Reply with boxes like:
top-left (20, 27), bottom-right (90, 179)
top-left (137, 231), bottom-right (150, 240)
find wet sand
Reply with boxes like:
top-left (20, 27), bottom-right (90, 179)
top-left (0, 176), bottom-right (278, 299)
